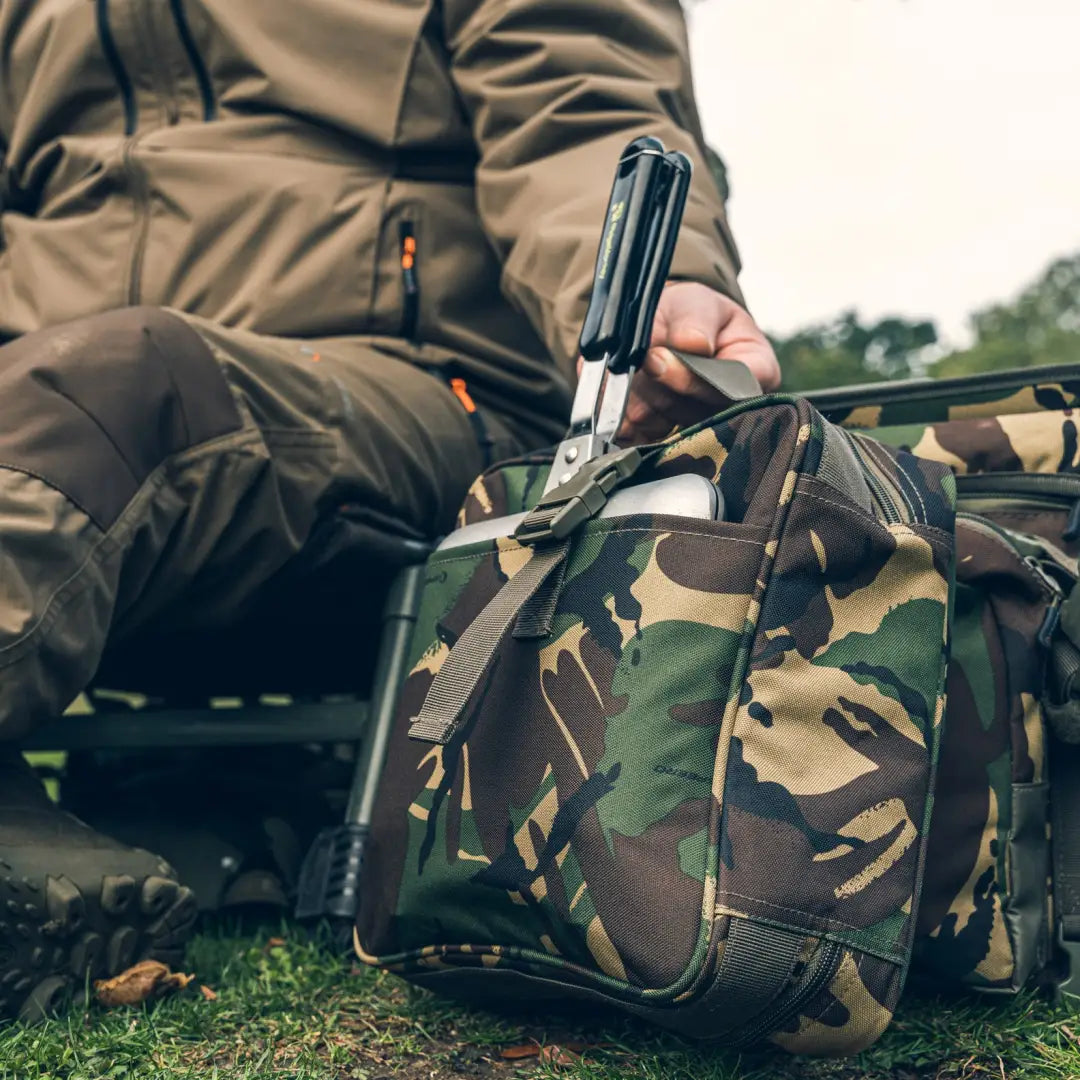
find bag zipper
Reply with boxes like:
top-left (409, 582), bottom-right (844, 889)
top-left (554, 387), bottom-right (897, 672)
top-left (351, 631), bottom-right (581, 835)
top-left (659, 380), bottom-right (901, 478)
top-left (956, 510), bottom-right (1067, 620)
top-left (956, 472), bottom-right (1080, 541)
top-left (839, 430), bottom-right (910, 525)
top-left (730, 938), bottom-right (844, 1048)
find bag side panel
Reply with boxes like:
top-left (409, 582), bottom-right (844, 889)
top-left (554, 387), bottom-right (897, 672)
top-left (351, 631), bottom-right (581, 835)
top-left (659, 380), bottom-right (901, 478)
top-left (357, 515), bottom-right (768, 991)
top-left (809, 368), bottom-right (1080, 430)
top-left (715, 444), bottom-right (954, 1047)
top-left (914, 520), bottom-right (1051, 990)
top-left (858, 410), bottom-right (1080, 478)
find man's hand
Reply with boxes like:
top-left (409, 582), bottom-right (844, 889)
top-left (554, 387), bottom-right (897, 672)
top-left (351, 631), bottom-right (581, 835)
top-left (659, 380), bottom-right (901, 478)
top-left (607, 282), bottom-right (780, 445)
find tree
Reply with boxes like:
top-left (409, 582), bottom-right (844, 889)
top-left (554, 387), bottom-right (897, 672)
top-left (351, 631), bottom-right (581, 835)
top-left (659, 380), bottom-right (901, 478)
top-left (769, 252), bottom-right (1080, 391)
top-left (929, 253), bottom-right (1080, 378)
top-left (771, 311), bottom-right (937, 392)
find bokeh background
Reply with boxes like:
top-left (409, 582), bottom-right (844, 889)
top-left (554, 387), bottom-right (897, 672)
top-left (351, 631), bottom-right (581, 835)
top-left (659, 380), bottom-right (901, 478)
top-left (686, 0), bottom-right (1080, 389)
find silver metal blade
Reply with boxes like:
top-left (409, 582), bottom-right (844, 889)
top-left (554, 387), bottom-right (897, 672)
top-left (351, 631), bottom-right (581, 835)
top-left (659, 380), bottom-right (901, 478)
top-left (543, 357), bottom-right (611, 494)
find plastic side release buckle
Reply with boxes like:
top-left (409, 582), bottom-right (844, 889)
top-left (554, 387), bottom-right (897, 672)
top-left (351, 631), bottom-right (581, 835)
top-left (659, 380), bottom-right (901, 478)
top-left (514, 446), bottom-right (642, 546)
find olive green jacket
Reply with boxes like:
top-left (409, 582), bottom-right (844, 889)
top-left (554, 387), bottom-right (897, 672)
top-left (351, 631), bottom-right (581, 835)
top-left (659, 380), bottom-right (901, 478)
top-left (0, 0), bottom-right (742, 440)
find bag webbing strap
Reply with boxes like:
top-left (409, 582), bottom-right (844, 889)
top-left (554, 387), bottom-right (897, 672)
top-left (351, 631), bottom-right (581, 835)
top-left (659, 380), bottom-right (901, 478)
top-left (711, 919), bottom-right (806, 1033)
top-left (408, 542), bottom-right (570, 745)
top-left (1051, 737), bottom-right (1080, 993)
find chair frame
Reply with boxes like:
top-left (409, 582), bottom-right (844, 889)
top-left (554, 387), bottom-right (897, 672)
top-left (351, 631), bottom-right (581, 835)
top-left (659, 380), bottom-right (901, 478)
top-left (22, 561), bottom-right (427, 924)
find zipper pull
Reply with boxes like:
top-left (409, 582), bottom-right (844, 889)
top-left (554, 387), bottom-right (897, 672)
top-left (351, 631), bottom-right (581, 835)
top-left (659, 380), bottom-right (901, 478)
top-left (399, 222), bottom-right (419, 341)
top-left (1027, 555), bottom-right (1066, 649)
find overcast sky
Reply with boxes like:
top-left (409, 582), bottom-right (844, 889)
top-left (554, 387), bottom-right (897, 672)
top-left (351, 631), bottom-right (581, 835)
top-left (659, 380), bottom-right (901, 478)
top-left (687, 0), bottom-right (1080, 345)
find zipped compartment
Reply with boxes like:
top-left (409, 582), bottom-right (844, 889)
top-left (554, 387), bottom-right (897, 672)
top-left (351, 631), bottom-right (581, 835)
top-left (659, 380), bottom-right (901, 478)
top-left (730, 939), bottom-right (844, 1049)
top-left (399, 221), bottom-right (420, 341)
top-left (956, 512), bottom-right (1066, 608)
top-left (839, 429), bottom-right (911, 525)
top-left (956, 472), bottom-right (1080, 542)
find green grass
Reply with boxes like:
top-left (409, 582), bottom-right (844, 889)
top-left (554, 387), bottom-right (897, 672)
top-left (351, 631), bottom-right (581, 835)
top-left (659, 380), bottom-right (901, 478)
top-left (3, 922), bottom-right (1080, 1080)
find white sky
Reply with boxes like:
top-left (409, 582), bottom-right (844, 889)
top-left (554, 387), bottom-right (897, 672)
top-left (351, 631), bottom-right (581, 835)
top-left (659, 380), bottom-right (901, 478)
top-left (687, 0), bottom-right (1080, 346)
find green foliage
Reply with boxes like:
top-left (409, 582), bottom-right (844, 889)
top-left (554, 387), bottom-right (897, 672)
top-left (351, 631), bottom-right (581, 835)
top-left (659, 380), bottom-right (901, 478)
top-left (772, 252), bottom-right (1080, 391)
top-left (772, 310), bottom-right (938, 393)
top-left (931, 253), bottom-right (1080, 378)
top-left (0, 922), bottom-right (1078, 1078)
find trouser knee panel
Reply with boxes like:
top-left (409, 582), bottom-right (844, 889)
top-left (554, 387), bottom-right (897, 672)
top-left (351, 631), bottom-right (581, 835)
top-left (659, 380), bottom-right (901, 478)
top-left (0, 307), bottom-right (241, 528)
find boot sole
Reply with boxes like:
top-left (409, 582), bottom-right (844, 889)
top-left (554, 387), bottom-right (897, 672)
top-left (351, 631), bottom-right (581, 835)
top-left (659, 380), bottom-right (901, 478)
top-left (0, 851), bottom-right (197, 1023)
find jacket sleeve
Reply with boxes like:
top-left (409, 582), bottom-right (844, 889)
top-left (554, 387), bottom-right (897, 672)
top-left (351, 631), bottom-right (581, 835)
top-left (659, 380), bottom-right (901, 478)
top-left (443, 0), bottom-right (744, 377)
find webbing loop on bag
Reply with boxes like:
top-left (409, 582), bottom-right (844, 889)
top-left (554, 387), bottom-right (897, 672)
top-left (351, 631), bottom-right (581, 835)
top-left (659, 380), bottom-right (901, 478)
top-left (711, 919), bottom-right (806, 1033)
top-left (409, 446), bottom-right (644, 745)
top-left (408, 542), bottom-right (570, 745)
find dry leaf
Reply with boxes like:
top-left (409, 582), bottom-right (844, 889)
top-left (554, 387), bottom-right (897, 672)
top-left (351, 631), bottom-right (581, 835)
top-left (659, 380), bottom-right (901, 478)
top-left (500, 1043), bottom-right (541, 1060)
top-left (265, 937), bottom-right (287, 950)
top-left (199, 984), bottom-right (218, 1002)
top-left (95, 961), bottom-right (196, 1007)
top-left (539, 1045), bottom-right (582, 1067)
top-left (500, 1041), bottom-right (599, 1066)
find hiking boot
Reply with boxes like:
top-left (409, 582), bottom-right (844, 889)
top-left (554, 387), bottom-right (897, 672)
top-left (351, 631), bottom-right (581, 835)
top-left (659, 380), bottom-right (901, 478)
top-left (61, 744), bottom-right (350, 913)
top-left (0, 749), bottom-right (197, 1023)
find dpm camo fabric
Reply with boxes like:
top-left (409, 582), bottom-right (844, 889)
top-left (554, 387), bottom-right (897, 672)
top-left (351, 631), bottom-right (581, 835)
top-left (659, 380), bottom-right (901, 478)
top-left (356, 396), bottom-right (956, 1054)
top-left (818, 369), bottom-right (1078, 992)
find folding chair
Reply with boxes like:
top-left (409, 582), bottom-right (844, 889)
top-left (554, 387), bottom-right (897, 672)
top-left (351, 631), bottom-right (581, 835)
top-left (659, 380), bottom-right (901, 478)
top-left (20, 523), bottom-right (431, 928)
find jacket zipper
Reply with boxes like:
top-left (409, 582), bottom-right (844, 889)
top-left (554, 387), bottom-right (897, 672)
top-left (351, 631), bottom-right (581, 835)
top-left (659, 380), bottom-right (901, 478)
top-left (95, 0), bottom-right (150, 303)
top-left (134, 0), bottom-right (181, 127)
top-left (168, 0), bottom-right (217, 121)
top-left (956, 472), bottom-right (1080, 541)
top-left (731, 938), bottom-right (843, 1048)
top-left (95, 0), bottom-right (137, 135)
top-left (123, 136), bottom-right (151, 305)
top-left (399, 221), bottom-right (420, 341)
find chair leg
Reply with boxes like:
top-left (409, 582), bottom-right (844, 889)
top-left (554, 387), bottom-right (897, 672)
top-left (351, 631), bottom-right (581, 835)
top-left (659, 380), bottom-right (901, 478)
top-left (295, 563), bottom-right (426, 927)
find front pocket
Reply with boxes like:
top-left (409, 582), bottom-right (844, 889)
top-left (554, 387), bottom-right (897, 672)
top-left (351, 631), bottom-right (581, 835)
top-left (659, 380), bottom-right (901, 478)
top-left (914, 515), bottom-right (1056, 990)
top-left (719, 475), bottom-right (953, 960)
top-left (358, 515), bottom-right (768, 995)
top-left (956, 470), bottom-right (1080, 554)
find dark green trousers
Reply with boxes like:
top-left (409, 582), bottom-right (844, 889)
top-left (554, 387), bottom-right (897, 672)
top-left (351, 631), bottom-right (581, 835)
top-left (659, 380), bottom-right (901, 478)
top-left (0, 307), bottom-right (526, 737)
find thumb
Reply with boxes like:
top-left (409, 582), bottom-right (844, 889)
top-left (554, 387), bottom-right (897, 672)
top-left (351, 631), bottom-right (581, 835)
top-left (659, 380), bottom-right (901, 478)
top-left (652, 282), bottom-right (727, 356)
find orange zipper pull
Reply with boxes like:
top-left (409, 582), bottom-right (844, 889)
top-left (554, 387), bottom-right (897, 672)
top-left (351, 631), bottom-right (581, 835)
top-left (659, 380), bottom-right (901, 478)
top-left (450, 377), bottom-right (477, 413)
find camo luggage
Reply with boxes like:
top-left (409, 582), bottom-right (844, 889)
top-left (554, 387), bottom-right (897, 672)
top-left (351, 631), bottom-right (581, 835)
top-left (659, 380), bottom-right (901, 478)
top-left (807, 364), bottom-right (1080, 997)
top-left (355, 393), bottom-right (957, 1054)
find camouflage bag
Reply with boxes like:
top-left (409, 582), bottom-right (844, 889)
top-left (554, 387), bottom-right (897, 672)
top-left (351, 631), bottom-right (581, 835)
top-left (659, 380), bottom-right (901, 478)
top-left (806, 363), bottom-right (1080, 997)
top-left (355, 393), bottom-right (956, 1054)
